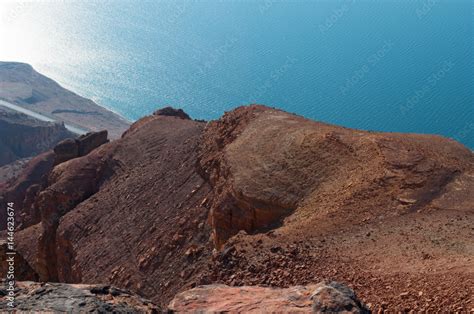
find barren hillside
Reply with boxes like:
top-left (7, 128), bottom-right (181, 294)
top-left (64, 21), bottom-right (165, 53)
top-left (1, 105), bottom-right (472, 311)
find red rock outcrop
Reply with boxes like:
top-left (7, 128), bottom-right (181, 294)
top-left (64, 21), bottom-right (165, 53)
top-left (76, 130), bottom-right (109, 156)
top-left (198, 106), bottom-right (473, 248)
top-left (0, 152), bottom-right (56, 230)
top-left (53, 130), bottom-right (108, 165)
top-left (11, 112), bottom-right (213, 306)
top-left (5, 105), bottom-right (473, 311)
top-left (168, 282), bottom-right (369, 313)
top-left (53, 139), bottom-right (79, 165)
top-left (0, 131), bottom-right (109, 231)
top-left (36, 143), bottom-right (118, 281)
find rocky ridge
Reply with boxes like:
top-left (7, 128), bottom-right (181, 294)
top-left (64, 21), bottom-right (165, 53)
top-left (1, 105), bottom-right (472, 311)
top-left (0, 131), bottom-right (109, 231)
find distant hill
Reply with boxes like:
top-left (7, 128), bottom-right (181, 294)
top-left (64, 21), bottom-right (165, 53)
top-left (0, 62), bottom-right (129, 139)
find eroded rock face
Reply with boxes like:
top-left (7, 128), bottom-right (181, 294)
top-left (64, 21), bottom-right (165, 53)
top-left (77, 130), bottom-right (109, 156)
top-left (0, 130), bottom-right (109, 231)
top-left (36, 144), bottom-right (118, 281)
top-left (0, 107), bottom-right (74, 168)
top-left (168, 282), bottom-right (369, 313)
top-left (198, 105), bottom-right (290, 247)
top-left (0, 281), bottom-right (160, 312)
top-left (12, 110), bottom-right (212, 307)
top-left (0, 152), bottom-right (56, 230)
top-left (54, 130), bottom-right (108, 165)
top-left (198, 105), bottom-right (473, 247)
top-left (53, 138), bottom-right (79, 165)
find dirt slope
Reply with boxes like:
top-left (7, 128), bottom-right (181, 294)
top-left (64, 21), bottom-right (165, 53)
top-left (200, 105), bottom-right (474, 311)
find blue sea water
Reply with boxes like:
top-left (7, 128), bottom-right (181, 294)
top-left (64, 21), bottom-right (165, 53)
top-left (0, 0), bottom-right (472, 147)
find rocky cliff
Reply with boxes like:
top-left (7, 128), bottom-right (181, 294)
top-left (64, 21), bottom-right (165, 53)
top-left (0, 131), bottom-right (109, 231)
top-left (0, 107), bottom-right (74, 170)
top-left (0, 62), bottom-right (129, 139)
top-left (1, 105), bottom-right (473, 312)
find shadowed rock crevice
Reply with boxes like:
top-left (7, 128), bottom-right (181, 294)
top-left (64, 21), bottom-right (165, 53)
top-left (36, 144), bottom-right (119, 281)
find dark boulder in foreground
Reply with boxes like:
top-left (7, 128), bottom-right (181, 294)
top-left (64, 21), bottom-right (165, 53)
top-left (0, 281), bottom-right (160, 312)
top-left (311, 282), bottom-right (370, 313)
